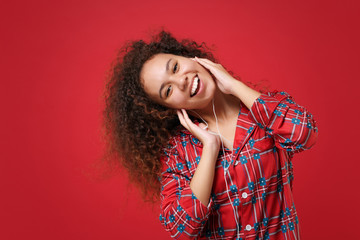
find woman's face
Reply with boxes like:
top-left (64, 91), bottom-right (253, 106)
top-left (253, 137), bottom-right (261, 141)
top-left (140, 53), bottom-right (216, 110)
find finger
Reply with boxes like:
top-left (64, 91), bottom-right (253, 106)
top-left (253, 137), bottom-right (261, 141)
top-left (195, 58), bottom-right (219, 73)
top-left (179, 115), bottom-right (190, 130)
top-left (177, 110), bottom-right (188, 127)
top-left (182, 109), bottom-right (210, 134)
top-left (177, 110), bottom-right (190, 130)
top-left (194, 58), bottom-right (214, 71)
top-left (181, 109), bottom-right (193, 124)
top-left (181, 109), bottom-right (192, 125)
top-left (198, 122), bottom-right (208, 130)
top-left (181, 109), bottom-right (198, 130)
top-left (195, 57), bottom-right (218, 66)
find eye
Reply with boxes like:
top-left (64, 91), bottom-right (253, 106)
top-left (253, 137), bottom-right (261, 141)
top-left (166, 85), bottom-right (172, 97)
top-left (173, 62), bottom-right (178, 73)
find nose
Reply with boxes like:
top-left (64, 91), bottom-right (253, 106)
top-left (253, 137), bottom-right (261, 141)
top-left (172, 74), bottom-right (188, 91)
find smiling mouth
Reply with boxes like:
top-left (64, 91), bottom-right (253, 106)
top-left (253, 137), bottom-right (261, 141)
top-left (190, 76), bottom-right (200, 97)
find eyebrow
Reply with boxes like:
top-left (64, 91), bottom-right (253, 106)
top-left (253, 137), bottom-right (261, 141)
top-left (159, 58), bottom-right (173, 99)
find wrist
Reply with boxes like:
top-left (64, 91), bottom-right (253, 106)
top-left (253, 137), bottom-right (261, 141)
top-left (231, 80), bottom-right (262, 109)
top-left (230, 79), bottom-right (246, 97)
top-left (203, 142), bottom-right (220, 155)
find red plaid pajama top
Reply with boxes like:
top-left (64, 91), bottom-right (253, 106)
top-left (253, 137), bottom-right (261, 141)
top-left (158, 90), bottom-right (319, 239)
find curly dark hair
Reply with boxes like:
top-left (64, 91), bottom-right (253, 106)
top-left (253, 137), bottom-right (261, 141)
top-left (102, 30), bottom-right (267, 203)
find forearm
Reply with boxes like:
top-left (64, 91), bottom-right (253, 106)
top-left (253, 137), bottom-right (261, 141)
top-left (189, 144), bottom-right (218, 206)
top-left (232, 80), bottom-right (261, 110)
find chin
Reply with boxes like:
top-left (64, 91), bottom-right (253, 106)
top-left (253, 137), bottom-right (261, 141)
top-left (194, 99), bottom-right (214, 110)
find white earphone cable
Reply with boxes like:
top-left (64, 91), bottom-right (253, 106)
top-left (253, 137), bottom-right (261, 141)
top-left (212, 98), bottom-right (226, 157)
top-left (189, 99), bottom-right (238, 236)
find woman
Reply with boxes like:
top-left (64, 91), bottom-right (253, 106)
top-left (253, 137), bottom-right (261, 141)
top-left (103, 30), bottom-right (318, 239)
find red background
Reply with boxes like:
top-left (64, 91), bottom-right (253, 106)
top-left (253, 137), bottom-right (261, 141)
top-left (1, 0), bottom-right (359, 239)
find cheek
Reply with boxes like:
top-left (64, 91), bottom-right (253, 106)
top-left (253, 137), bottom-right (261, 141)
top-left (170, 92), bottom-right (187, 105)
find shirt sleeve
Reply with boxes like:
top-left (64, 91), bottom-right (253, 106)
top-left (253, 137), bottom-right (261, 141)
top-left (248, 90), bottom-right (319, 153)
top-left (158, 140), bottom-right (213, 239)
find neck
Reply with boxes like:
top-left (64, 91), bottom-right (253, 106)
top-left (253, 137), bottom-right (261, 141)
top-left (190, 88), bottom-right (241, 127)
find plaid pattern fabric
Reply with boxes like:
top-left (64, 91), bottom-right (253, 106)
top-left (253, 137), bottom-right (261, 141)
top-left (159, 90), bottom-right (318, 239)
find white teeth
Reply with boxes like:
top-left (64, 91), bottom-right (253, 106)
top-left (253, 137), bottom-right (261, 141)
top-left (191, 77), bottom-right (199, 96)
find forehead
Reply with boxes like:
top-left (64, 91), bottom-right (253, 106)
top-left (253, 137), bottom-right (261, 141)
top-left (142, 53), bottom-right (172, 76)
top-left (140, 53), bottom-right (174, 98)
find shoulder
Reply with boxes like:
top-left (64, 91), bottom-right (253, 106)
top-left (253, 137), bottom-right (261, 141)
top-left (165, 123), bottom-right (202, 149)
top-left (159, 129), bottom-right (188, 173)
top-left (160, 126), bottom-right (201, 165)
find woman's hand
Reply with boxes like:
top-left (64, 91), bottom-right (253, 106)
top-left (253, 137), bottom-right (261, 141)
top-left (193, 57), bottom-right (239, 95)
top-left (177, 109), bottom-right (220, 150)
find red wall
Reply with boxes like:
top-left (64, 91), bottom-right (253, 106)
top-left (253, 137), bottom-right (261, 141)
top-left (1, 0), bottom-right (359, 239)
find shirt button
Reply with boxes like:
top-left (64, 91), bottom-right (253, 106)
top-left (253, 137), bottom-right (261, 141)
top-left (245, 224), bottom-right (252, 231)
top-left (242, 192), bottom-right (248, 198)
